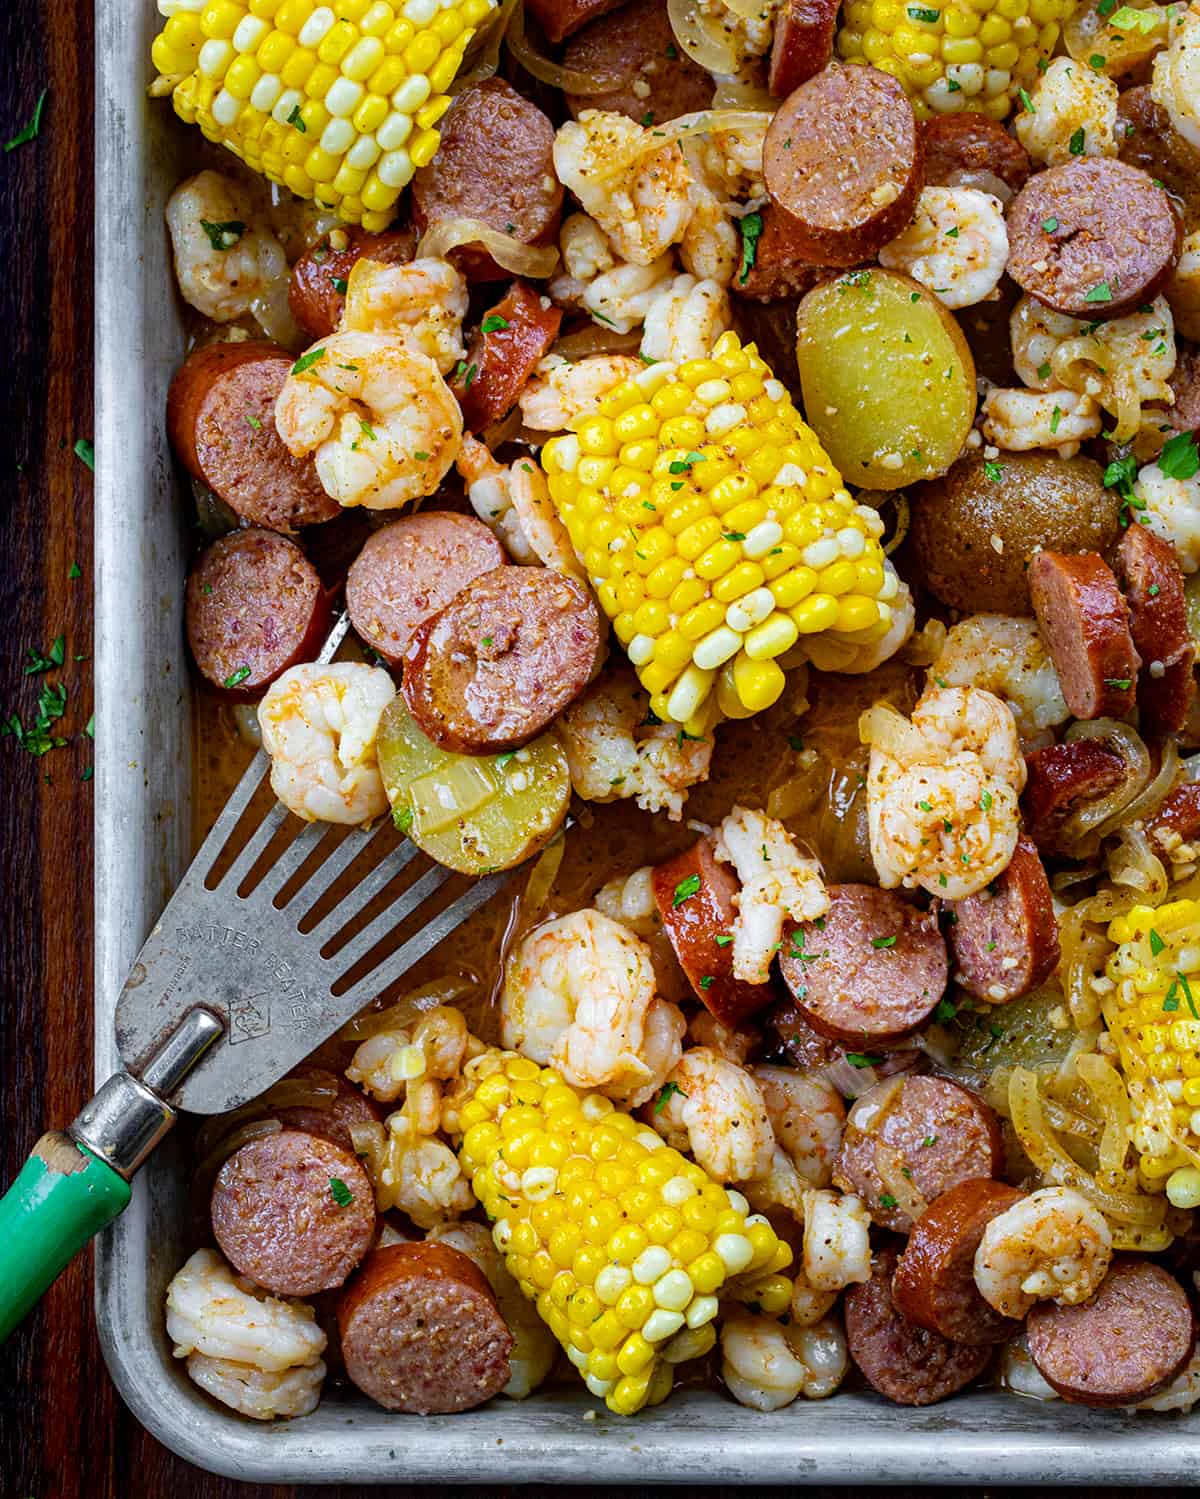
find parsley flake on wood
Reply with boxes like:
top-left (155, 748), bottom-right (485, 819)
top-left (74, 439), bottom-right (95, 472)
top-left (4, 88), bottom-right (48, 153)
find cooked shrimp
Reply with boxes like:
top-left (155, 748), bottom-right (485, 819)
top-left (974, 1186), bottom-right (1114, 1319)
top-left (275, 330), bottom-right (462, 510)
top-left (456, 434), bottom-right (583, 574)
top-left (1135, 1346), bottom-right (1200, 1412)
top-left (339, 257), bottom-right (468, 375)
top-left (345, 1006), bottom-right (472, 1105)
top-left (878, 187), bottom-right (1008, 309)
top-left (1152, 0), bottom-right (1200, 152)
top-left (981, 387), bottom-right (1103, 460)
top-left (558, 212), bottom-right (618, 284)
top-left (797, 562), bottom-right (915, 675)
top-left (559, 668), bottom-right (714, 820)
top-left (428, 1222), bottom-right (557, 1399)
top-left (800, 1188), bottom-right (873, 1292)
top-left (1000, 1334), bottom-right (1061, 1401)
top-left (502, 909), bottom-right (685, 1106)
top-left (593, 863), bottom-right (691, 1004)
top-left (720, 1308), bottom-right (849, 1410)
top-left (583, 253), bottom-right (678, 332)
top-left (713, 807), bottom-right (830, 984)
top-left (185, 1355), bottom-right (325, 1421)
top-left (166, 1249), bottom-right (327, 1372)
top-left (789, 1267), bottom-right (839, 1329)
top-left (353, 1112), bottom-right (474, 1229)
top-left (165, 170), bottom-right (287, 326)
top-left (695, 0), bottom-right (778, 61)
top-left (1014, 57), bottom-right (1120, 164)
top-left (692, 121), bottom-right (768, 202)
top-left (640, 274), bottom-right (733, 363)
top-left (862, 686), bottom-right (1025, 898)
top-left (651, 1047), bottom-right (775, 1182)
top-left (743, 1146), bottom-right (808, 1219)
top-left (258, 662), bottom-right (395, 825)
top-left (519, 354), bottom-right (643, 432)
top-left (751, 1066), bottom-right (845, 1189)
top-left (934, 614), bottom-right (1070, 741)
top-left (691, 1010), bottom-right (757, 1064)
top-left (553, 112), bottom-right (694, 266)
top-left (1134, 457), bottom-right (1200, 572)
top-left (680, 179), bottom-right (740, 285)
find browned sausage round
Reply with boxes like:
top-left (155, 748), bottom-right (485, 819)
top-left (1147, 780), bottom-right (1200, 863)
top-left (945, 835), bottom-right (1060, 1004)
top-left (1118, 85), bottom-right (1200, 235)
top-left (525, 0), bottom-right (625, 42)
top-left (1167, 347), bottom-right (1200, 436)
top-left (185, 528), bottom-right (330, 696)
top-left (1028, 551), bottom-right (1140, 721)
top-left (762, 64), bottom-right (923, 268)
top-left (346, 512), bottom-right (505, 666)
top-left (273, 1065), bottom-right (383, 1153)
top-left (1021, 737), bottom-right (1127, 854)
top-left (920, 114), bottom-right (1031, 197)
top-left (778, 884), bottom-right (947, 1045)
top-left (1007, 159), bottom-right (1181, 319)
top-left (338, 1243), bottom-right (513, 1413)
top-left (288, 227), bottom-right (417, 340)
top-left (767, 0), bottom-right (840, 97)
top-left (1115, 522), bottom-right (1197, 734)
top-left (166, 341), bottom-right (339, 533)
top-left (892, 1179), bottom-right (1026, 1345)
top-left (211, 1130), bottom-right (376, 1297)
top-left (652, 839), bottom-right (767, 1028)
top-left (733, 207), bottom-right (846, 301)
top-left (453, 281), bottom-right (563, 433)
top-left (1027, 1258), bottom-right (1196, 1406)
top-left (411, 80), bottom-right (562, 282)
top-left (401, 566), bottom-right (602, 753)
top-left (564, 0), bottom-right (715, 124)
top-left (833, 1075), bottom-right (1004, 1232)
top-left (845, 1245), bottom-right (993, 1406)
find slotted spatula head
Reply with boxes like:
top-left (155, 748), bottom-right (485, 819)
top-left (113, 616), bottom-right (508, 1114)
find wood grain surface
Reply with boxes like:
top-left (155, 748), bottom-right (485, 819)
top-left (0, 2), bottom-right (1189, 1496)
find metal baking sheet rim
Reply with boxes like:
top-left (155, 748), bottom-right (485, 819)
top-left (91, 0), bottom-right (1198, 1482)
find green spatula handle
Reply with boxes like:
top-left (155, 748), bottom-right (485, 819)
top-left (0, 1133), bottom-right (131, 1341)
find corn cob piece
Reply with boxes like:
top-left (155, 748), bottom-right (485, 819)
top-left (540, 331), bottom-right (891, 733)
top-left (1105, 900), bottom-right (1200, 1203)
top-left (453, 1050), bottom-right (792, 1416)
top-left (151, 0), bottom-right (496, 230)
top-left (836, 0), bottom-right (1074, 120)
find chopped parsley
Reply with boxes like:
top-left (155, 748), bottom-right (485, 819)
top-left (291, 347), bottom-right (326, 375)
top-left (199, 219), bottom-right (245, 252)
top-left (413, 449), bottom-right (430, 461)
top-left (921, 1134), bottom-right (938, 1148)
top-left (223, 666), bottom-right (251, 689)
top-left (67, 562), bottom-right (81, 580)
top-left (245, 413), bottom-right (263, 432)
top-left (2, 680), bottom-right (69, 757)
top-left (330, 275), bottom-right (348, 295)
top-left (1148, 582), bottom-right (1160, 597)
top-left (1150, 927), bottom-right (1166, 956)
top-left (845, 1053), bottom-right (883, 1068)
top-left (870, 935), bottom-right (898, 949)
top-left (1068, 126), bottom-right (1086, 155)
top-left (481, 314), bottom-right (511, 333)
top-left (1050, 404), bottom-right (1063, 435)
top-left (715, 933), bottom-right (734, 947)
top-left (1037, 361), bottom-right (1052, 380)
top-left (4, 88), bottom-right (48, 152)
top-left (1041, 217), bottom-right (1059, 234)
top-left (1019, 87), bottom-right (1036, 113)
top-left (329, 1177), bottom-right (354, 1207)
top-left (1158, 430), bottom-right (1200, 482)
top-left (393, 804), bottom-right (415, 833)
top-left (935, 995), bottom-right (958, 1023)
top-left (74, 439), bottom-right (95, 472)
top-left (1089, 52), bottom-right (1107, 67)
top-left (654, 1080), bottom-right (688, 1114)
top-left (699, 975), bottom-right (715, 990)
top-left (672, 873), bottom-right (701, 907)
top-left (287, 104), bottom-right (307, 132)
top-left (907, 3), bottom-right (941, 16)
top-left (1104, 677), bottom-right (1132, 690)
top-left (983, 460), bottom-right (1004, 482)
top-left (1084, 280), bottom-right (1112, 303)
top-left (980, 790), bottom-right (993, 811)
top-left (878, 1193), bottom-right (899, 1209)
top-left (668, 451), bottom-right (707, 475)
top-left (495, 750), bottom-right (517, 769)
top-left (1110, 4), bottom-right (1160, 28)
top-left (737, 210), bottom-right (763, 286)
top-left (723, 530), bottom-right (746, 542)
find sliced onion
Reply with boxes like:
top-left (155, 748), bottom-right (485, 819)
top-left (1076, 1053), bottom-right (1136, 1190)
top-left (339, 974), bottom-right (479, 1040)
top-left (874, 1138), bottom-right (929, 1222)
top-left (1059, 719), bottom-right (1152, 845)
top-left (416, 217), bottom-right (560, 278)
top-left (668, 0), bottom-right (741, 74)
top-left (712, 72), bottom-right (776, 110)
top-left (1110, 736), bottom-right (1179, 833)
top-left (551, 324), bottom-right (643, 361)
top-left (1105, 824), bottom-right (1168, 903)
top-left (507, 0), bottom-right (634, 93)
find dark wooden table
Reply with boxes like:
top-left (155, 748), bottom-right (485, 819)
top-left (0, 2), bottom-right (1186, 1495)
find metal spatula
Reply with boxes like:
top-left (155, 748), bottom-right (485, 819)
top-left (0, 615), bottom-right (508, 1339)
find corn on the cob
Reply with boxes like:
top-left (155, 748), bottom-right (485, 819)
top-left (452, 1050), bottom-right (792, 1416)
top-left (540, 331), bottom-right (891, 733)
top-left (1105, 900), bottom-right (1200, 1201)
top-left (836, 1), bottom-right (1074, 120)
top-left (151, 0), bottom-right (495, 230)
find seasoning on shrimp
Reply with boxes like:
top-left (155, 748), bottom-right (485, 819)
top-left (878, 187), bottom-right (1009, 310)
top-left (720, 1308), bottom-right (849, 1410)
top-left (974, 1186), bottom-right (1113, 1319)
top-left (165, 171), bottom-right (288, 328)
top-left (650, 1046), bottom-right (775, 1182)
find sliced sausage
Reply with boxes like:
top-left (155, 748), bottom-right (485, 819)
top-left (1028, 550), bottom-right (1140, 720)
top-left (167, 341), bottom-right (339, 533)
top-left (338, 1243), bottom-right (513, 1414)
top-left (401, 565), bottom-right (602, 753)
top-left (833, 1074), bottom-right (1004, 1233)
top-left (410, 80), bottom-right (562, 282)
top-left (564, 0), bottom-right (715, 123)
top-left (346, 512), bottom-right (505, 666)
top-left (1147, 781), bottom-right (1200, 864)
top-left (778, 884), bottom-right (946, 1045)
top-left (653, 839), bottom-right (767, 1027)
top-left (211, 1129), bottom-right (376, 1297)
top-left (288, 227), bottom-right (417, 340)
top-left (767, 0), bottom-right (840, 97)
top-left (892, 1179), bottom-right (1026, 1346)
top-left (945, 835), bottom-right (1059, 1005)
top-left (844, 1245), bottom-right (993, 1406)
top-left (1006, 158), bottom-right (1181, 319)
top-left (453, 281), bottom-right (563, 433)
top-left (1021, 737), bottom-right (1127, 854)
top-left (273, 1065), bottom-right (383, 1153)
top-left (1118, 85), bottom-right (1200, 236)
top-left (1027, 1258), bottom-right (1196, 1406)
top-left (920, 114), bottom-right (1031, 198)
top-left (1168, 346), bottom-right (1200, 435)
top-left (185, 529), bottom-right (330, 695)
top-left (525, 0), bottom-right (625, 41)
top-left (762, 64), bottom-right (923, 268)
top-left (1115, 521), bottom-right (1196, 734)
top-left (733, 208), bottom-right (845, 302)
